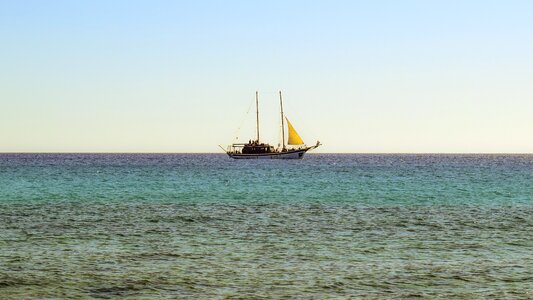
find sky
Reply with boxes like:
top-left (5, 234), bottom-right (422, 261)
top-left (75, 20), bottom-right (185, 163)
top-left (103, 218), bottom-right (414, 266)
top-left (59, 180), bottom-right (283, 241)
top-left (1, 0), bottom-right (532, 153)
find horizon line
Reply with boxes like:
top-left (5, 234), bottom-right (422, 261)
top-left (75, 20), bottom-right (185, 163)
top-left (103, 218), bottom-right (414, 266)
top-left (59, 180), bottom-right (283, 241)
top-left (1, 152), bottom-right (533, 155)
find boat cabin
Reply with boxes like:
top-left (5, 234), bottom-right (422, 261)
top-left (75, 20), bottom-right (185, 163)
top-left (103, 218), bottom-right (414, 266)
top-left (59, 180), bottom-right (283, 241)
top-left (242, 141), bottom-right (275, 154)
top-left (227, 140), bottom-right (276, 154)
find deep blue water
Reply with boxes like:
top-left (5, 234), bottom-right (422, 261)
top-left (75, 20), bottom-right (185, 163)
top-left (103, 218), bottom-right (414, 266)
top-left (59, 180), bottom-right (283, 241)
top-left (1, 154), bottom-right (532, 298)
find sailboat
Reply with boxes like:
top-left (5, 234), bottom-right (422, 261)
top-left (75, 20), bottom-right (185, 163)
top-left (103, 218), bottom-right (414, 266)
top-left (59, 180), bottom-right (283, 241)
top-left (223, 91), bottom-right (321, 159)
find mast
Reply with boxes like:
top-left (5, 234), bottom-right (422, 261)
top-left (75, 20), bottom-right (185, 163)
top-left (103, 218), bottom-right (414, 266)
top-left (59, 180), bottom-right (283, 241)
top-left (279, 91), bottom-right (286, 150)
top-left (255, 91), bottom-right (260, 142)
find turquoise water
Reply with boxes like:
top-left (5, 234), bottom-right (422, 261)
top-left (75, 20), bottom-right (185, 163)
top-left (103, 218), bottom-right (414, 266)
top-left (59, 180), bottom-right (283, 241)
top-left (1, 154), bottom-right (532, 298)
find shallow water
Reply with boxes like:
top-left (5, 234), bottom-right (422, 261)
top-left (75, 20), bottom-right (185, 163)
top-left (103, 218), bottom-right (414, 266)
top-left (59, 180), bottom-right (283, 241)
top-left (1, 154), bottom-right (532, 298)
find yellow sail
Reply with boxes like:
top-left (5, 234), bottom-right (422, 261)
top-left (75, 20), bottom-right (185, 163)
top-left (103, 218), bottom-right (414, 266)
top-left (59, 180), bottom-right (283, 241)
top-left (286, 117), bottom-right (305, 145)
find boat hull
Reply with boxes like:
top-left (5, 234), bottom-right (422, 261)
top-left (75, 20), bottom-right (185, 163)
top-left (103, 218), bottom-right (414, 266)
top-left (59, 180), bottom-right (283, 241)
top-left (228, 148), bottom-right (309, 159)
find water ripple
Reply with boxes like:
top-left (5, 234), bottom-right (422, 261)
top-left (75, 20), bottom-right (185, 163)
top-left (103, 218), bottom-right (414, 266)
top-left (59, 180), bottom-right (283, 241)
top-left (1, 202), bottom-right (532, 298)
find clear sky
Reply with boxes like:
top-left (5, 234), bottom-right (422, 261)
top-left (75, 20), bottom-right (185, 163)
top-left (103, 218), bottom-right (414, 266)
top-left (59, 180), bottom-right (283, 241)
top-left (1, 0), bottom-right (532, 153)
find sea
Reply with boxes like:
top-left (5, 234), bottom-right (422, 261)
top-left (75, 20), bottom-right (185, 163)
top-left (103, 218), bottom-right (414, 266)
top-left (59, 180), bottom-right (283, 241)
top-left (0, 153), bottom-right (532, 299)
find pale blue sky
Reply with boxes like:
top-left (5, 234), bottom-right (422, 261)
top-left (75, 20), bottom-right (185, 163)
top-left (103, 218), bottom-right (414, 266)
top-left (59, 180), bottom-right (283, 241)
top-left (1, 1), bottom-right (532, 152)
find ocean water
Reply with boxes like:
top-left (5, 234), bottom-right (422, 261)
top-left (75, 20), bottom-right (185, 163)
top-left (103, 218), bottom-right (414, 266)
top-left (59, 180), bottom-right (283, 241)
top-left (0, 153), bottom-right (532, 299)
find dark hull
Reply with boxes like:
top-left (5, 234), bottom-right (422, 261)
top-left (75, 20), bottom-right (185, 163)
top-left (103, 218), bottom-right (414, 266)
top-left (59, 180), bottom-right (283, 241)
top-left (228, 148), bottom-right (310, 159)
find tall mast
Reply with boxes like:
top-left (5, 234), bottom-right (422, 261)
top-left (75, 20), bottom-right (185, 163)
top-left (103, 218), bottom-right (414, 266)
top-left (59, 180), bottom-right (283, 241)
top-left (255, 91), bottom-right (260, 142)
top-left (279, 91), bottom-right (286, 150)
